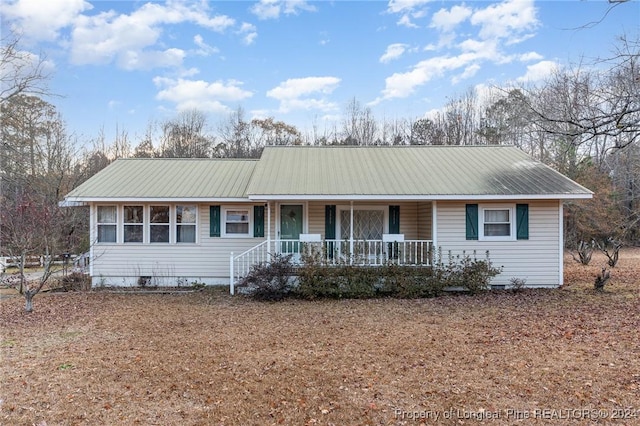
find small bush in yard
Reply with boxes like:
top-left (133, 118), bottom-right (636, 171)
top-left (58, 272), bottom-right (91, 291)
top-left (378, 264), bottom-right (444, 298)
top-left (238, 254), bottom-right (294, 301)
top-left (434, 250), bottom-right (502, 294)
top-left (296, 254), bottom-right (444, 300)
top-left (297, 264), bottom-right (379, 299)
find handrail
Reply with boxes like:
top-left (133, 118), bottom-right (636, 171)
top-left (230, 239), bottom-right (433, 294)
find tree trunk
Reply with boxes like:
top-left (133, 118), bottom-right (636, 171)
top-left (24, 290), bottom-right (34, 313)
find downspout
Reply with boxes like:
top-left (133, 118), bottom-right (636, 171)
top-left (432, 200), bottom-right (438, 266)
top-left (559, 200), bottom-right (564, 286)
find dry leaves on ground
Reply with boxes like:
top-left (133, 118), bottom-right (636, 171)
top-left (1, 249), bottom-right (639, 425)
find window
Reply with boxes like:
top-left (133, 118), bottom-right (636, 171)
top-left (339, 209), bottom-right (384, 240)
top-left (124, 205), bottom-right (144, 243)
top-left (97, 206), bottom-right (117, 243)
top-left (176, 205), bottom-right (197, 243)
top-left (480, 206), bottom-right (514, 240)
top-left (150, 206), bottom-right (170, 243)
top-left (224, 209), bottom-right (250, 236)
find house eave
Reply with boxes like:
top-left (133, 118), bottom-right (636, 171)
top-left (61, 196), bottom-right (253, 205)
top-left (248, 193), bottom-right (593, 201)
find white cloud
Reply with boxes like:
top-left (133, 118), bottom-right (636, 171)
top-left (251, 0), bottom-right (317, 20)
top-left (376, 0), bottom-right (542, 104)
top-left (387, 0), bottom-right (432, 28)
top-left (69, 2), bottom-right (235, 70)
top-left (267, 76), bottom-right (340, 100)
top-left (380, 43), bottom-right (409, 63)
top-left (430, 5), bottom-right (472, 32)
top-left (386, 0), bottom-right (432, 14)
top-left (153, 77), bottom-right (253, 113)
top-left (452, 63), bottom-right (481, 84)
top-left (516, 60), bottom-right (557, 82)
top-left (519, 51), bottom-right (543, 62)
top-left (193, 34), bottom-right (219, 56)
top-left (397, 14), bottom-right (419, 29)
top-left (267, 76), bottom-right (341, 113)
top-left (470, 0), bottom-right (539, 42)
top-left (120, 48), bottom-right (186, 71)
top-left (374, 53), bottom-right (478, 102)
top-left (238, 22), bottom-right (258, 45)
top-left (0, 0), bottom-right (92, 41)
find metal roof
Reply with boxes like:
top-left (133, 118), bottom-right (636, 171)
top-left (64, 158), bottom-right (257, 202)
top-left (62, 146), bottom-right (593, 204)
top-left (246, 146), bottom-right (593, 200)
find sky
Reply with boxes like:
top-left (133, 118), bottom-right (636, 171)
top-left (1, 0), bottom-right (639, 145)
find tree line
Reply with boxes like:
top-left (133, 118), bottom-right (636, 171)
top-left (1, 32), bottom-right (638, 309)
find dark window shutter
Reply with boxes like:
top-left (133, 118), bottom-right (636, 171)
top-left (465, 204), bottom-right (478, 240)
top-left (389, 205), bottom-right (400, 234)
top-left (253, 205), bottom-right (265, 238)
top-left (325, 205), bottom-right (336, 239)
top-left (516, 204), bottom-right (529, 240)
top-left (209, 205), bottom-right (221, 237)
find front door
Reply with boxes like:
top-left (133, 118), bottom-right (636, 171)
top-left (280, 204), bottom-right (303, 254)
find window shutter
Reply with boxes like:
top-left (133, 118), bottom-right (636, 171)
top-left (389, 205), bottom-right (400, 234)
top-left (209, 205), bottom-right (221, 237)
top-left (516, 204), bottom-right (529, 240)
top-left (465, 204), bottom-right (478, 240)
top-left (253, 205), bottom-right (265, 238)
top-left (325, 205), bottom-right (336, 239)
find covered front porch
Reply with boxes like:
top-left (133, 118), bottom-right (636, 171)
top-left (230, 200), bottom-right (435, 294)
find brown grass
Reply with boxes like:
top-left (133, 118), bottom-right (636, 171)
top-left (1, 249), bottom-right (639, 425)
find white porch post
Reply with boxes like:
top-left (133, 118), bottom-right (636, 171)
top-left (349, 201), bottom-right (354, 265)
top-left (267, 202), bottom-right (271, 254)
top-left (89, 204), bottom-right (95, 277)
top-left (432, 200), bottom-right (438, 265)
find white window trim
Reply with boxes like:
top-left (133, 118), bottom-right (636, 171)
top-left (336, 205), bottom-right (388, 240)
top-left (222, 206), bottom-right (253, 238)
top-left (149, 205), bottom-right (171, 244)
top-left (122, 205), bottom-right (145, 244)
top-left (479, 204), bottom-right (516, 241)
top-left (96, 205), bottom-right (118, 244)
top-left (175, 204), bottom-right (198, 244)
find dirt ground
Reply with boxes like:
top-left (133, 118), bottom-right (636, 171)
top-left (1, 249), bottom-right (639, 425)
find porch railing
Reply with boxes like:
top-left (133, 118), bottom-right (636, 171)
top-left (230, 239), bottom-right (433, 294)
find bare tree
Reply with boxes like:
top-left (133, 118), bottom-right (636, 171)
top-left (1, 191), bottom-right (68, 312)
top-left (251, 117), bottom-right (302, 147)
top-left (341, 98), bottom-right (378, 145)
top-left (1, 31), bottom-right (51, 104)
top-left (216, 107), bottom-right (260, 158)
top-left (158, 109), bottom-right (214, 158)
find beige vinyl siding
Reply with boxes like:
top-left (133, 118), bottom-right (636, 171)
top-left (91, 203), bottom-right (268, 285)
top-left (417, 202), bottom-right (432, 240)
top-left (436, 200), bottom-right (561, 287)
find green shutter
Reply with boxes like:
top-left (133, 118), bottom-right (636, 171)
top-left (209, 205), bottom-right (220, 237)
top-left (325, 205), bottom-right (336, 239)
top-left (465, 204), bottom-right (478, 240)
top-left (516, 204), bottom-right (529, 240)
top-left (253, 205), bottom-right (265, 238)
top-left (389, 205), bottom-right (400, 234)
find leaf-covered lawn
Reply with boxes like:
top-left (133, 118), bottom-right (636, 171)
top-left (1, 250), bottom-right (639, 425)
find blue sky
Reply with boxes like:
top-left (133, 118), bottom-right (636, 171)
top-left (2, 0), bottom-right (638, 144)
